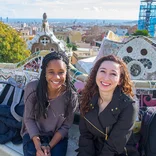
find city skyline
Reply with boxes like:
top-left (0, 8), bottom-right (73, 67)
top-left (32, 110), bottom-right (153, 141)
top-left (0, 0), bottom-right (140, 20)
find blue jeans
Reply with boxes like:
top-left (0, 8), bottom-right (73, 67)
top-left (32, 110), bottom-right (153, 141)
top-left (23, 134), bottom-right (68, 156)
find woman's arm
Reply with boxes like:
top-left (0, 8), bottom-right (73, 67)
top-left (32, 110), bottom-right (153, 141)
top-left (24, 84), bottom-right (48, 155)
top-left (57, 92), bottom-right (79, 139)
top-left (49, 132), bottom-right (62, 149)
top-left (49, 92), bottom-right (79, 148)
top-left (100, 102), bottom-right (137, 156)
top-left (78, 117), bottom-right (95, 156)
top-left (32, 136), bottom-right (41, 150)
top-left (24, 90), bottom-right (40, 139)
top-left (23, 82), bottom-right (41, 151)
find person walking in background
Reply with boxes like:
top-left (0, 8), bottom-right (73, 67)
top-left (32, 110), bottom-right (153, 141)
top-left (78, 55), bottom-right (138, 156)
top-left (21, 52), bottom-right (78, 156)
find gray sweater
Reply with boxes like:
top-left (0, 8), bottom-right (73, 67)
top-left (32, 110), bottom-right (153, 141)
top-left (21, 80), bottom-right (79, 139)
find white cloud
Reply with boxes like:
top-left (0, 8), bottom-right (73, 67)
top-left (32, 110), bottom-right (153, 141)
top-left (108, 9), bottom-right (119, 13)
top-left (83, 8), bottom-right (90, 10)
top-left (56, 1), bottom-right (65, 4)
top-left (0, 0), bottom-right (140, 19)
top-left (93, 7), bottom-right (100, 12)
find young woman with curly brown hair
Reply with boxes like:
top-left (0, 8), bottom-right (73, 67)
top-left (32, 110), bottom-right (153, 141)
top-left (78, 55), bottom-right (139, 156)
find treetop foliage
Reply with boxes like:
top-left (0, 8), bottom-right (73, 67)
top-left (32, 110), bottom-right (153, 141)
top-left (0, 22), bottom-right (30, 63)
top-left (66, 43), bottom-right (77, 51)
top-left (132, 29), bottom-right (150, 37)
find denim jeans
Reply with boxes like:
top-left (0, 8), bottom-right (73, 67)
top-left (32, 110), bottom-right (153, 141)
top-left (23, 133), bottom-right (68, 156)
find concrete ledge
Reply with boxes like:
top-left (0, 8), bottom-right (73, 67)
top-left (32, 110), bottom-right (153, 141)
top-left (0, 143), bottom-right (23, 156)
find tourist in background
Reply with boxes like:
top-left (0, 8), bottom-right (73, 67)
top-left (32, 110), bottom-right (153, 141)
top-left (78, 55), bottom-right (138, 156)
top-left (21, 52), bottom-right (78, 156)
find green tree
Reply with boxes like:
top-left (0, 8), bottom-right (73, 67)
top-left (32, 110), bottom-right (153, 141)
top-left (0, 22), bottom-right (30, 63)
top-left (132, 29), bottom-right (149, 36)
top-left (72, 44), bottom-right (77, 51)
top-left (66, 43), bottom-right (77, 51)
top-left (66, 36), bottom-right (70, 43)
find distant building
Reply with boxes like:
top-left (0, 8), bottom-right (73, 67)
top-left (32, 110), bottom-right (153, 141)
top-left (76, 42), bottom-right (91, 48)
top-left (95, 41), bottom-right (102, 47)
top-left (71, 47), bottom-right (98, 64)
top-left (116, 28), bottom-right (128, 36)
top-left (21, 29), bottom-right (30, 36)
top-left (54, 31), bottom-right (69, 42)
top-left (21, 23), bottom-right (27, 28)
top-left (69, 31), bottom-right (82, 43)
top-left (128, 25), bottom-right (137, 35)
top-left (19, 29), bottom-right (34, 41)
top-left (26, 13), bottom-right (67, 54)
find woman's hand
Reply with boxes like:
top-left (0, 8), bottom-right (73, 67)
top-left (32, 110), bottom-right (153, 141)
top-left (36, 148), bottom-right (46, 156)
top-left (41, 145), bottom-right (51, 156)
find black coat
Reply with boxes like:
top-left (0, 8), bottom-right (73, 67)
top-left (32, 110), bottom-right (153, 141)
top-left (78, 87), bottom-right (138, 156)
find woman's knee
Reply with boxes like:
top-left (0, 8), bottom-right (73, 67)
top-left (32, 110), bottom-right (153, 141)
top-left (23, 134), bottom-right (36, 156)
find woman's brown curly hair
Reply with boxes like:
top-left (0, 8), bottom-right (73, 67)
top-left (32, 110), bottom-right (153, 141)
top-left (80, 55), bottom-right (134, 116)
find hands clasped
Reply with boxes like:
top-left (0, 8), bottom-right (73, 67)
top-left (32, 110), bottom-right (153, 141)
top-left (36, 143), bottom-right (51, 156)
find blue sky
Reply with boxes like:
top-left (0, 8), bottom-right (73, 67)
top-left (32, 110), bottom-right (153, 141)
top-left (0, 0), bottom-right (140, 20)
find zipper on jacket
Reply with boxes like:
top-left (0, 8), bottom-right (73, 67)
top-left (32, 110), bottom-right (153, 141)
top-left (84, 117), bottom-right (108, 140)
top-left (124, 147), bottom-right (128, 156)
top-left (105, 127), bottom-right (108, 140)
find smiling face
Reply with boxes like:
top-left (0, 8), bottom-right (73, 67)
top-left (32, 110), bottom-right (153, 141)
top-left (96, 60), bottom-right (121, 94)
top-left (45, 59), bottom-right (67, 91)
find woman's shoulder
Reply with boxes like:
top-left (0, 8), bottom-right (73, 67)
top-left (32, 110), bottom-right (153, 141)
top-left (24, 80), bottom-right (38, 95)
top-left (120, 93), bottom-right (134, 103)
top-left (25, 80), bottom-right (38, 89)
top-left (120, 93), bottom-right (138, 114)
top-left (114, 87), bottom-right (134, 106)
top-left (64, 89), bottom-right (79, 110)
top-left (65, 88), bottom-right (78, 97)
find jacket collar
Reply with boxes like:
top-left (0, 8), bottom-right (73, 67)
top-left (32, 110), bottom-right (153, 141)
top-left (98, 86), bottom-right (122, 128)
top-left (89, 86), bottom-right (122, 108)
top-left (85, 86), bottom-right (123, 130)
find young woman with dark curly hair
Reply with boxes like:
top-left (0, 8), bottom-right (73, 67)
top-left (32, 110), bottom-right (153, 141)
top-left (21, 51), bottom-right (78, 156)
top-left (78, 55), bottom-right (138, 156)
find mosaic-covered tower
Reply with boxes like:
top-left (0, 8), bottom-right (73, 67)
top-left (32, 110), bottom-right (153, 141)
top-left (27, 13), bottom-right (66, 53)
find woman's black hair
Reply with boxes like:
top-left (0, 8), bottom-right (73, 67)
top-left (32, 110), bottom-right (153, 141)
top-left (36, 51), bottom-right (71, 119)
